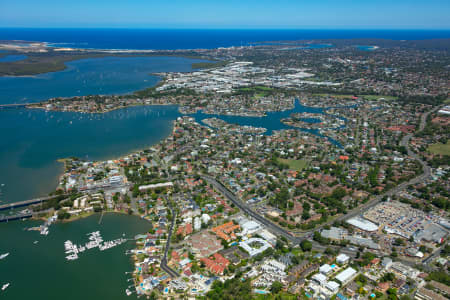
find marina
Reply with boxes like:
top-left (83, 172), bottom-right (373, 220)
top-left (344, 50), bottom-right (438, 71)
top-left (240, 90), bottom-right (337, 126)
top-left (64, 230), bottom-right (127, 261)
top-left (0, 213), bottom-right (151, 300)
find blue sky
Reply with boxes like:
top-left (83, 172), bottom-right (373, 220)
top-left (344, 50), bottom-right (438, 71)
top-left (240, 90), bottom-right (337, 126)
top-left (1, 0), bottom-right (449, 29)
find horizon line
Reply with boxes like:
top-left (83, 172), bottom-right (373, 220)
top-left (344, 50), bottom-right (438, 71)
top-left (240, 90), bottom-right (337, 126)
top-left (1, 27), bottom-right (450, 31)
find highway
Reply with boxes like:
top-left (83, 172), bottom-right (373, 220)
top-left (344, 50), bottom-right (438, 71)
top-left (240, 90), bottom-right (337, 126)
top-left (202, 175), bottom-right (303, 244)
top-left (160, 199), bottom-right (180, 278)
top-left (0, 213), bottom-right (32, 223)
top-left (202, 174), bottom-right (361, 255)
top-left (0, 194), bottom-right (67, 211)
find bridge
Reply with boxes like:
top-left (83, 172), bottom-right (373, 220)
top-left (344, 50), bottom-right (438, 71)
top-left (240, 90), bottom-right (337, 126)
top-left (0, 195), bottom-right (66, 211)
top-left (0, 213), bottom-right (33, 223)
top-left (0, 103), bottom-right (31, 109)
top-left (0, 208), bottom-right (54, 223)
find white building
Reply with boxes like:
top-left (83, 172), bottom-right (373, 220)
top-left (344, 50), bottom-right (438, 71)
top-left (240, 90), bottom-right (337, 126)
top-left (346, 217), bottom-right (378, 232)
top-left (257, 229), bottom-right (277, 245)
top-left (335, 267), bottom-right (357, 285)
top-left (241, 220), bottom-right (262, 236)
top-left (201, 213), bottom-right (211, 224)
top-left (312, 273), bottom-right (327, 286)
top-left (336, 253), bottom-right (350, 265)
top-left (138, 182), bottom-right (173, 191)
top-left (265, 259), bottom-right (286, 272)
top-left (194, 217), bottom-right (201, 231)
top-left (325, 281), bottom-right (340, 293)
top-left (320, 264), bottom-right (333, 275)
top-left (239, 238), bottom-right (271, 257)
top-left (382, 257), bottom-right (393, 269)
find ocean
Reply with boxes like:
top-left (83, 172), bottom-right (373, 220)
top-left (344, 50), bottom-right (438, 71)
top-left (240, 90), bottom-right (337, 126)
top-left (1, 28), bottom-right (449, 50)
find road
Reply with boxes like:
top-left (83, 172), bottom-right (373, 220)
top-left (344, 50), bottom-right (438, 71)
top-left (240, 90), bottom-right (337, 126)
top-left (203, 105), bottom-right (440, 252)
top-left (203, 174), bottom-right (361, 255)
top-left (202, 175), bottom-right (304, 244)
top-left (160, 199), bottom-right (179, 278)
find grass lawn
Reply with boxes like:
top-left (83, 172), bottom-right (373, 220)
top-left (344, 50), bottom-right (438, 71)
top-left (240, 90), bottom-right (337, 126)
top-left (191, 60), bottom-right (229, 69)
top-left (254, 92), bottom-right (267, 99)
top-left (236, 86), bottom-right (276, 99)
top-left (360, 94), bottom-right (398, 101)
top-left (444, 98), bottom-right (450, 104)
top-left (312, 93), bottom-right (397, 101)
top-left (277, 158), bottom-right (309, 171)
top-left (240, 86), bottom-right (274, 92)
top-left (291, 248), bottom-right (302, 256)
top-left (313, 93), bottom-right (355, 99)
top-left (428, 141), bottom-right (450, 156)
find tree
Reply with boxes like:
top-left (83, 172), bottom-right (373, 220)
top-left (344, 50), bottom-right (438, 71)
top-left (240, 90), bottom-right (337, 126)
top-left (386, 288), bottom-right (398, 300)
top-left (149, 291), bottom-right (157, 300)
top-left (206, 277), bottom-right (252, 300)
top-left (331, 187), bottom-right (347, 200)
top-left (324, 247), bottom-right (336, 256)
top-left (303, 201), bottom-right (311, 211)
top-left (394, 238), bottom-right (405, 246)
top-left (356, 274), bottom-right (367, 284)
top-left (381, 272), bottom-right (395, 282)
top-left (275, 238), bottom-right (285, 251)
top-left (300, 240), bottom-right (312, 252)
top-left (270, 281), bottom-right (283, 294)
top-left (93, 205), bottom-right (103, 212)
top-left (57, 209), bottom-right (70, 220)
top-left (426, 271), bottom-right (450, 285)
top-left (358, 287), bottom-right (367, 295)
top-left (302, 211), bottom-right (310, 220)
top-left (313, 231), bottom-right (329, 245)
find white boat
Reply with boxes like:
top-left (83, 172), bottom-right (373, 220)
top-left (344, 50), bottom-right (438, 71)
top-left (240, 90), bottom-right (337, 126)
top-left (40, 227), bottom-right (49, 235)
top-left (2, 283), bottom-right (9, 291)
top-left (125, 289), bottom-right (132, 296)
top-left (66, 254), bottom-right (78, 261)
top-left (0, 253), bottom-right (9, 260)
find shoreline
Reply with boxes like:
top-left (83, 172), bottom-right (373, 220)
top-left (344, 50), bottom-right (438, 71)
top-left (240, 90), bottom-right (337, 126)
top-left (34, 207), bottom-right (152, 224)
top-left (10, 97), bottom-right (337, 212)
top-left (0, 45), bottom-right (213, 77)
top-left (26, 103), bottom-right (270, 117)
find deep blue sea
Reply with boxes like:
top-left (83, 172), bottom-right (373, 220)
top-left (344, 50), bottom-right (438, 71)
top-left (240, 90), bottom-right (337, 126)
top-left (1, 28), bottom-right (449, 50)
